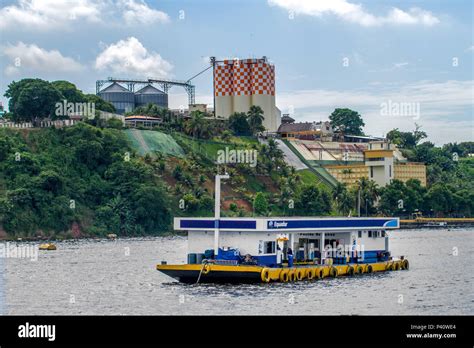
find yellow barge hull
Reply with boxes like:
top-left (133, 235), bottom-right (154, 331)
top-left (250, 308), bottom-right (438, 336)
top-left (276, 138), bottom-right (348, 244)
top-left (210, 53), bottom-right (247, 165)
top-left (156, 259), bottom-right (409, 284)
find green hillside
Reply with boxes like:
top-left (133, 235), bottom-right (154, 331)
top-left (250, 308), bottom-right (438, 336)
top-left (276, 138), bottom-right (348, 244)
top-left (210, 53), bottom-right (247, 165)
top-left (125, 129), bottom-right (184, 158)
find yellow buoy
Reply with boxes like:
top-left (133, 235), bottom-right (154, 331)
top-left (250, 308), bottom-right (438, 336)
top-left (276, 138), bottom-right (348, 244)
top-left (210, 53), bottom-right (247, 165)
top-left (39, 243), bottom-right (56, 251)
top-left (288, 269), bottom-right (297, 282)
top-left (307, 268), bottom-right (316, 280)
top-left (279, 269), bottom-right (289, 282)
top-left (261, 268), bottom-right (271, 283)
top-left (296, 268), bottom-right (305, 281)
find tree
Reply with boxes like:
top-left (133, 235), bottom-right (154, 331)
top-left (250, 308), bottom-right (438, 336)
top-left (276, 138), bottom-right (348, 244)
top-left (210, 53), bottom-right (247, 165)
top-left (253, 192), bottom-right (268, 216)
top-left (378, 180), bottom-right (407, 216)
top-left (106, 118), bottom-right (123, 129)
top-left (387, 124), bottom-right (427, 149)
top-left (5, 79), bottom-right (63, 123)
top-left (51, 80), bottom-right (84, 103)
top-left (296, 185), bottom-right (331, 216)
top-left (127, 103), bottom-right (165, 117)
top-left (355, 177), bottom-right (379, 216)
top-left (247, 105), bottom-right (265, 135)
top-left (386, 128), bottom-right (403, 145)
top-left (413, 123), bottom-right (427, 145)
top-left (258, 139), bottom-right (284, 174)
top-left (185, 111), bottom-right (209, 139)
top-left (332, 183), bottom-right (354, 216)
top-left (228, 112), bottom-right (251, 136)
top-left (426, 183), bottom-right (454, 216)
top-left (132, 185), bottom-right (170, 232)
top-left (5, 79), bottom-right (116, 122)
top-left (329, 108), bottom-right (365, 135)
top-left (338, 190), bottom-right (355, 216)
top-left (4, 79), bottom-right (40, 112)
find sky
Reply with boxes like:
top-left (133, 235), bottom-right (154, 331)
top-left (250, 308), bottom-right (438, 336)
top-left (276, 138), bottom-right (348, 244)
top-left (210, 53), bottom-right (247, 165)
top-left (0, 0), bottom-right (472, 145)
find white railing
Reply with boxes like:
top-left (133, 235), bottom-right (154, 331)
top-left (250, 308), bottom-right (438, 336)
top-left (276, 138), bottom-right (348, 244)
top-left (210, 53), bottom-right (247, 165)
top-left (0, 119), bottom-right (80, 129)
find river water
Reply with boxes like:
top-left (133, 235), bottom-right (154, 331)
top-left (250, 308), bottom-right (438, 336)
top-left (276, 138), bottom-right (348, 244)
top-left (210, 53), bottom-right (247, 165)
top-left (1, 228), bottom-right (472, 315)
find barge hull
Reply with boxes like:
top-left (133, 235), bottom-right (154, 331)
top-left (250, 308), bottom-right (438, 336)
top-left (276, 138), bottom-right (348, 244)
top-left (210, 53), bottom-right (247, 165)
top-left (156, 260), bottom-right (408, 284)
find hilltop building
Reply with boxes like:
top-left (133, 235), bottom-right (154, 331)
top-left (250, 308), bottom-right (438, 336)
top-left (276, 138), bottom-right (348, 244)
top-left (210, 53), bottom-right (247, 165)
top-left (324, 140), bottom-right (426, 187)
top-left (277, 118), bottom-right (333, 141)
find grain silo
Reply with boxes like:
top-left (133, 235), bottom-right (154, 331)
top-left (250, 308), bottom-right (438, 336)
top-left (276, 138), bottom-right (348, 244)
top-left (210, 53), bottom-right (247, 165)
top-left (134, 84), bottom-right (168, 109)
top-left (213, 57), bottom-right (281, 132)
top-left (98, 82), bottom-right (134, 114)
top-left (214, 63), bottom-right (233, 118)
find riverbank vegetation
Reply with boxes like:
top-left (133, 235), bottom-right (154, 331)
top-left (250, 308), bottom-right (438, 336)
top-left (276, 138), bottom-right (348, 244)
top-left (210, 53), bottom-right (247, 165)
top-left (0, 78), bottom-right (472, 239)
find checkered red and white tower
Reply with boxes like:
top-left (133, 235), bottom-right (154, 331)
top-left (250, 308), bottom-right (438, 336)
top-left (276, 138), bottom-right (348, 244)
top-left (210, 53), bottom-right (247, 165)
top-left (214, 57), bottom-right (280, 132)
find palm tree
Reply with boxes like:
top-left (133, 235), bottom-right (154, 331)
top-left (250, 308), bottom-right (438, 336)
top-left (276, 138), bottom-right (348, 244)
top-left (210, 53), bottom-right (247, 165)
top-left (364, 180), bottom-right (380, 216)
top-left (185, 111), bottom-right (206, 139)
top-left (339, 190), bottom-right (355, 216)
top-left (332, 182), bottom-right (347, 202)
top-left (247, 105), bottom-right (265, 136)
top-left (356, 177), bottom-right (379, 216)
top-left (267, 138), bottom-right (283, 159)
top-left (332, 182), bottom-right (354, 216)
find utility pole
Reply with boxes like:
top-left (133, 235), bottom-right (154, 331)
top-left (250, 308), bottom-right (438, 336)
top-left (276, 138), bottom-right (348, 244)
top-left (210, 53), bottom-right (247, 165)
top-left (357, 187), bottom-right (361, 217)
top-left (214, 174), bottom-right (229, 255)
top-left (210, 57), bottom-right (216, 118)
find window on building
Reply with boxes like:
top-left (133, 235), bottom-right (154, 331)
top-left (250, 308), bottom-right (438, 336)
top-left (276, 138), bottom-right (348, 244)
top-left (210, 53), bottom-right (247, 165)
top-left (368, 231), bottom-right (372, 238)
top-left (264, 241), bottom-right (276, 254)
top-left (370, 167), bottom-right (374, 178)
top-left (382, 231), bottom-right (386, 237)
top-left (358, 231), bottom-right (362, 238)
top-left (389, 165), bottom-right (392, 177)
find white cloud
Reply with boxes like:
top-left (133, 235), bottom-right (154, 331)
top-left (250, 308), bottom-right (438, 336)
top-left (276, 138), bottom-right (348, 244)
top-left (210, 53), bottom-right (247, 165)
top-left (268, 0), bottom-right (440, 27)
top-left (119, 0), bottom-right (169, 25)
top-left (0, 0), bottom-right (168, 31)
top-left (275, 80), bottom-right (473, 144)
top-left (393, 62), bottom-right (408, 69)
top-left (2, 42), bottom-right (83, 75)
top-left (0, 0), bottom-right (103, 30)
top-left (95, 37), bottom-right (173, 78)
